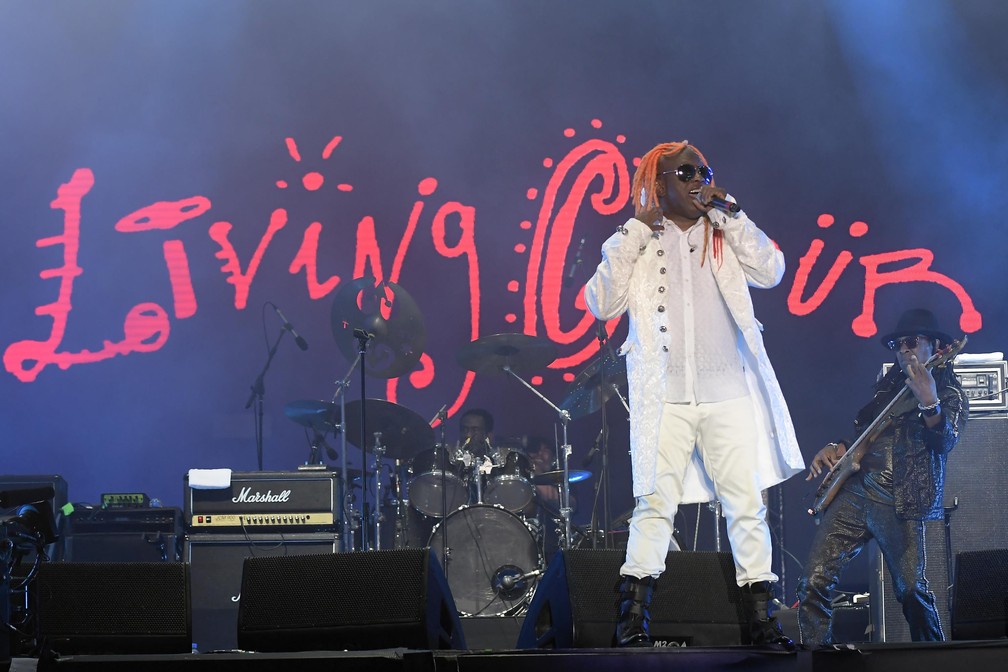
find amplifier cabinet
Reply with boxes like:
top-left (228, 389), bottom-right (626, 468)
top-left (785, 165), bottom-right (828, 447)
top-left (65, 507), bottom-right (182, 562)
top-left (184, 532), bottom-right (339, 652)
top-left (184, 470), bottom-right (340, 532)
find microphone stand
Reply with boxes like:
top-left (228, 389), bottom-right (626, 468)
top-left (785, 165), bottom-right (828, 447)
top-left (595, 322), bottom-right (612, 548)
top-left (244, 325), bottom-right (289, 471)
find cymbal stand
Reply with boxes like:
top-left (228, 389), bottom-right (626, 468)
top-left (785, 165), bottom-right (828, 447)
top-left (433, 406), bottom-right (450, 570)
top-left (244, 325), bottom-right (290, 470)
top-left (371, 432), bottom-right (386, 550)
top-left (330, 351), bottom-right (362, 551)
top-left (594, 326), bottom-right (632, 548)
top-left (353, 328), bottom-right (374, 551)
top-left (501, 365), bottom-right (574, 549)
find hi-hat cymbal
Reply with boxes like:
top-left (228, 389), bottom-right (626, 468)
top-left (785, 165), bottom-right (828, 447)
top-left (560, 353), bottom-right (628, 420)
top-left (456, 333), bottom-right (558, 375)
top-left (331, 277), bottom-right (426, 379)
top-left (342, 398), bottom-right (434, 460)
top-left (284, 400), bottom-right (340, 432)
top-left (532, 469), bottom-right (592, 485)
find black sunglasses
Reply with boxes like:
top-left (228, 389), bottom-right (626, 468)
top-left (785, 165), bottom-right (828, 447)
top-left (886, 335), bottom-right (931, 351)
top-left (659, 163), bottom-right (714, 184)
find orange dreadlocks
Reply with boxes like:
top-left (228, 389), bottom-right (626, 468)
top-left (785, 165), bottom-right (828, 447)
top-left (631, 140), bottom-right (722, 267)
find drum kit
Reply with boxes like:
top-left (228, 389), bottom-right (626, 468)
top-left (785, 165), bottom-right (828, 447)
top-left (276, 277), bottom-right (629, 616)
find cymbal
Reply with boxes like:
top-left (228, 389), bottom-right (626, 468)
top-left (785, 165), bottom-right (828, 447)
top-left (456, 333), bottom-right (558, 375)
top-left (532, 469), bottom-right (592, 485)
top-left (342, 398), bottom-right (434, 460)
top-left (331, 277), bottom-right (426, 379)
top-left (560, 353), bottom-right (628, 420)
top-left (284, 399), bottom-right (340, 432)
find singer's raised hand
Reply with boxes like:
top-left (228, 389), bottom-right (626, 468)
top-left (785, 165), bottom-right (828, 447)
top-left (635, 205), bottom-right (664, 232)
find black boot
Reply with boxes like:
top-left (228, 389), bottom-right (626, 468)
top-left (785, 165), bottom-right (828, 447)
top-left (741, 581), bottom-right (795, 651)
top-left (614, 575), bottom-right (657, 647)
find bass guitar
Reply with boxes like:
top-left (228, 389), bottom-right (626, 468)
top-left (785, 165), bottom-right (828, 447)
top-left (807, 335), bottom-right (966, 520)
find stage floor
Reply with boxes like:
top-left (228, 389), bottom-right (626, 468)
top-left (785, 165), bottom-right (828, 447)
top-left (8, 640), bottom-right (1007, 672)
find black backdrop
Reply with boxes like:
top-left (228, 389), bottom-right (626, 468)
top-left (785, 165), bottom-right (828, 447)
top-left (2, 1), bottom-right (1006, 600)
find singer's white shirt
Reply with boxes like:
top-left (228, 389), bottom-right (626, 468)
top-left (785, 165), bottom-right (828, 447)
top-left (659, 221), bottom-right (747, 403)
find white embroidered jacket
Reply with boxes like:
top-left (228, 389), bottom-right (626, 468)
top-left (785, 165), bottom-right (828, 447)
top-left (584, 206), bottom-right (805, 500)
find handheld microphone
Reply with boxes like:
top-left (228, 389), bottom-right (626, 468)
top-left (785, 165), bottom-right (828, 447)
top-left (708, 196), bottom-right (740, 214)
top-left (272, 304), bottom-right (309, 351)
top-left (563, 237), bottom-right (587, 287)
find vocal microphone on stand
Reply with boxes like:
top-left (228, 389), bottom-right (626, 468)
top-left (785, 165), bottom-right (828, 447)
top-left (272, 304), bottom-right (310, 351)
top-left (563, 237), bottom-right (587, 287)
top-left (429, 403), bottom-right (448, 426)
top-left (582, 428), bottom-right (606, 467)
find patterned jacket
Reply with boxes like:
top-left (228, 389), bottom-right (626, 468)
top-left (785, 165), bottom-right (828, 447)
top-left (584, 206), bottom-right (805, 500)
top-left (850, 364), bottom-right (968, 520)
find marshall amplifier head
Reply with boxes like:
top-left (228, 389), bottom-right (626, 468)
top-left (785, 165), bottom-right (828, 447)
top-left (184, 470), bottom-right (339, 532)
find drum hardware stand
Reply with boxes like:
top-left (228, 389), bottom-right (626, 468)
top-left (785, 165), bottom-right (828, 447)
top-left (371, 432), bottom-right (386, 549)
top-left (501, 365), bottom-right (575, 549)
top-left (707, 500), bottom-right (724, 552)
top-left (432, 405), bottom-right (450, 569)
top-left (330, 351), bottom-right (362, 552)
top-left (244, 316), bottom-right (296, 471)
top-left (353, 328), bottom-right (374, 550)
top-left (390, 457), bottom-right (408, 549)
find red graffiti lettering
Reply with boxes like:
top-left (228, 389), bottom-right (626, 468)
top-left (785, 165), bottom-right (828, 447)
top-left (3, 169), bottom-right (172, 381)
top-left (209, 209), bottom-right (289, 310)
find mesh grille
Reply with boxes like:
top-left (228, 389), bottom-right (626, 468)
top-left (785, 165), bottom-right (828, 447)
top-left (239, 549), bottom-right (426, 629)
top-left (37, 562), bottom-right (189, 636)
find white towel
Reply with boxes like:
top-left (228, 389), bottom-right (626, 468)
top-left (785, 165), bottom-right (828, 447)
top-left (955, 352), bottom-right (1004, 364)
top-left (187, 468), bottom-right (232, 489)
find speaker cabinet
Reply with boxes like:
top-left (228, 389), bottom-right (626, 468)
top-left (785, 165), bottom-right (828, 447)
top-left (952, 548), bottom-right (1008, 639)
top-left (871, 414), bottom-right (1008, 642)
top-left (184, 532), bottom-right (339, 652)
top-left (517, 549), bottom-right (745, 648)
top-left (237, 548), bottom-right (465, 651)
top-left (35, 561), bottom-right (190, 654)
top-left (65, 508), bottom-right (182, 562)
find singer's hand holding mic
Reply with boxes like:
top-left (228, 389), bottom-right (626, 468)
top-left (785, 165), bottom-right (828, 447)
top-left (690, 184), bottom-right (740, 215)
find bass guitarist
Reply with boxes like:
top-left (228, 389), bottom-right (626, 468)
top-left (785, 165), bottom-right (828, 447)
top-left (797, 308), bottom-right (968, 645)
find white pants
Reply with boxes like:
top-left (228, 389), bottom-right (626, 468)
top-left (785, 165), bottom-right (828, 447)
top-left (620, 396), bottom-right (777, 586)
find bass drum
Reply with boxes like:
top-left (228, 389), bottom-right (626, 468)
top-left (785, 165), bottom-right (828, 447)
top-left (429, 505), bottom-right (541, 617)
top-left (408, 446), bottom-right (470, 517)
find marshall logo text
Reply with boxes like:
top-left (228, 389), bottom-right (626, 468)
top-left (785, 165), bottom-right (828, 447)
top-left (232, 487), bottom-right (292, 504)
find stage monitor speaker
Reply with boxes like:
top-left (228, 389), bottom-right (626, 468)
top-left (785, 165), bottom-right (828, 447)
top-left (516, 549), bottom-right (745, 648)
top-left (870, 414), bottom-right (1008, 642)
top-left (952, 548), bottom-right (1008, 639)
top-left (35, 561), bottom-right (190, 655)
top-left (184, 532), bottom-right (339, 652)
top-left (237, 548), bottom-right (465, 651)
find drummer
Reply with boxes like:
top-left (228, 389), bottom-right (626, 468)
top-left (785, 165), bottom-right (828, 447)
top-left (458, 407), bottom-right (496, 457)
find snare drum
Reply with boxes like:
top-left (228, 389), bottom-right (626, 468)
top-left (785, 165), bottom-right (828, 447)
top-left (484, 450), bottom-right (535, 513)
top-left (428, 504), bottom-right (541, 616)
top-left (407, 446), bottom-right (469, 517)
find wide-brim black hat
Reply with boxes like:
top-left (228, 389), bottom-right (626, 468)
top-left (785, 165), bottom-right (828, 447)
top-left (879, 308), bottom-right (953, 347)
